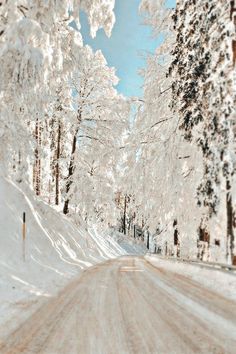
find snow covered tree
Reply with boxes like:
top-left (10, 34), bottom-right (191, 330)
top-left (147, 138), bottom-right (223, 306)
top-left (0, 0), bottom-right (116, 181)
top-left (69, 109), bottom-right (129, 227)
top-left (62, 45), bottom-right (128, 215)
top-left (170, 0), bottom-right (236, 263)
top-left (118, 0), bottom-right (207, 258)
top-left (121, 0), bottom-right (236, 263)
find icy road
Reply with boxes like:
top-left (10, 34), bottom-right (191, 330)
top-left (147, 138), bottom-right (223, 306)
top-left (1, 256), bottom-right (236, 354)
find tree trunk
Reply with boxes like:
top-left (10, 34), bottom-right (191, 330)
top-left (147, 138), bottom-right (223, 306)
top-left (55, 121), bottom-right (61, 205)
top-left (123, 194), bottom-right (127, 235)
top-left (226, 179), bottom-right (234, 264)
top-left (147, 231), bottom-right (150, 249)
top-left (49, 116), bottom-right (56, 202)
top-left (33, 118), bottom-right (41, 196)
top-left (63, 129), bottom-right (79, 215)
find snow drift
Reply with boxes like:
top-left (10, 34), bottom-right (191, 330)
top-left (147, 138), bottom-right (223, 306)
top-left (0, 172), bottom-right (126, 337)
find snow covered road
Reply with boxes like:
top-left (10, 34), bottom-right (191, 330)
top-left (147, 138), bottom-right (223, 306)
top-left (1, 256), bottom-right (236, 354)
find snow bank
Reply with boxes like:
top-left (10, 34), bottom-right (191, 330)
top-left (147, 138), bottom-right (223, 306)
top-left (0, 173), bottom-right (126, 338)
top-left (108, 229), bottom-right (147, 255)
top-left (145, 255), bottom-right (236, 301)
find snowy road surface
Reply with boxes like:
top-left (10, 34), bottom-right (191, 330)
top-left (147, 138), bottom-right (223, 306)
top-left (1, 256), bottom-right (236, 354)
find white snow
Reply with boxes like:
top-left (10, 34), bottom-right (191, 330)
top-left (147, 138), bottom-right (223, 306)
top-left (0, 172), bottom-right (127, 338)
top-left (145, 254), bottom-right (236, 301)
top-left (108, 229), bottom-right (147, 255)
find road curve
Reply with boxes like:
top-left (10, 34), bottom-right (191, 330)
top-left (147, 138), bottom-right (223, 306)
top-left (1, 256), bottom-right (236, 354)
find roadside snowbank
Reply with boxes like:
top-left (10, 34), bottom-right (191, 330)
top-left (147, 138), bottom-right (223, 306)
top-left (145, 255), bottom-right (236, 301)
top-left (108, 229), bottom-right (147, 255)
top-left (0, 174), bottom-right (126, 338)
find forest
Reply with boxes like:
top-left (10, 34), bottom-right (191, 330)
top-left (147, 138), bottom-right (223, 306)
top-left (1, 2), bottom-right (236, 354)
top-left (0, 0), bottom-right (235, 265)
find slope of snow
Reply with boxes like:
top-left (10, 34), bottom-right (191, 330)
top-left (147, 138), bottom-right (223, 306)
top-left (108, 229), bottom-right (148, 255)
top-left (0, 173), bottom-right (127, 338)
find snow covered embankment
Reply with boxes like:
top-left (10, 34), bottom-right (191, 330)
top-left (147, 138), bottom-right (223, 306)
top-left (145, 255), bottom-right (236, 302)
top-left (108, 229), bottom-right (147, 255)
top-left (0, 175), bottom-right (126, 338)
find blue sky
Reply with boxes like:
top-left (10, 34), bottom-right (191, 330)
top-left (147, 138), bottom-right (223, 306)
top-left (80, 0), bottom-right (175, 98)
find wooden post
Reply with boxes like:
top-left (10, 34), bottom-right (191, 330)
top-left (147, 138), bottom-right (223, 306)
top-left (22, 212), bottom-right (26, 262)
top-left (232, 40), bottom-right (236, 67)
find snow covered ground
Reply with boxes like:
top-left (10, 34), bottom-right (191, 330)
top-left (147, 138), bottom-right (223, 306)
top-left (1, 169), bottom-right (235, 353)
top-left (0, 173), bottom-right (127, 338)
top-left (1, 256), bottom-right (236, 354)
top-left (145, 254), bottom-right (236, 301)
top-left (109, 229), bottom-right (147, 255)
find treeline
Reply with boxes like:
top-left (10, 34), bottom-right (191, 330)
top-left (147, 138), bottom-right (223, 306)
top-left (0, 1), bottom-right (129, 227)
top-left (119, 0), bottom-right (236, 264)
